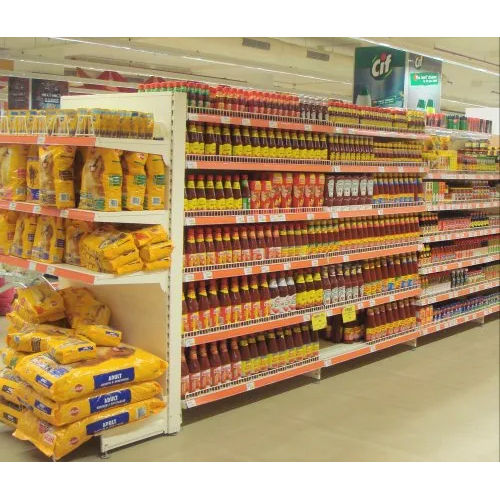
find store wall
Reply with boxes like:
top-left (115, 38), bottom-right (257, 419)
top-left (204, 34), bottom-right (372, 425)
top-left (465, 107), bottom-right (499, 135)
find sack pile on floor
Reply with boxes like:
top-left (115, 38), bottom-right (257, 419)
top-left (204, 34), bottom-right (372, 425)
top-left (0, 282), bottom-right (167, 460)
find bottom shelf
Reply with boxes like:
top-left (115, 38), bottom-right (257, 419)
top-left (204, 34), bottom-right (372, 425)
top-left (419, 304), bottom-right (500, 336)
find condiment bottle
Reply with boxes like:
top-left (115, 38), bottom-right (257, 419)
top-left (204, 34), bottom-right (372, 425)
top-left (186, 174), bottom-right (197, 211)
top-left (207, 342), bottom-right (222, 386)
top-left (240, 174), bottom-right (251, 209)
top-left (266, 331), bottom-right (280, 369)
top-left (197, 281), bottom-right (211, 329)
top-left (198, 344), bottom-right (212, 390)
top-left (223, 175), bottom-right (234, 209)
top-left (247, 335), bottom-right (261, 373)
top-left (228, 339), bottom-right (242, 381)
top-left (222, 226), bottom-right (233, 264)
top-left (286, 271), bottom-right (297, 312)
top-left (181, 349), bottom-right (190, 397)
top-left (231, 227), bottom-right (242, 263)
top-left (240, 275), bottom-right (252, 322)
top-left (187, 346), bottom-right (201, 393)
top-left (205, 175), bottom-right (216, 209)
top-left (229, 277), bottom-right (243, 324)
top-left (269, 272), bottom-right (280, 316)
top-left (195, 175), bottom-right (207, 211)
top-left (257, 333), bottom-right (270, 372)
top-left (275, 329), bottom-right (288, 366)
top-left (232, 174), bottom-right (243, 209)
top-left (239, 337), bottom-right (252, 376)
top-left (195, 228), bottom-right (206, 267)
top-left (305, 271), bottom-right (315, 308)
top-left (218, 278), bottom-right (232, 326)
top-left (313, 268), bottom-right (324, 306)
top-left (186, 282), bottom-right (200, 332)
top-left (218, 340), bottom-right (232, 384)
top-left (213, 227), bottom-right (225, 265)
top-left (293, 325), bottom-right (305, 361)
top-left (214, 175), bottom-right (225, 210)
top-left (259, 274), bottom-right (272, 317)
top-left (284, 327), bottom-right (296, 363)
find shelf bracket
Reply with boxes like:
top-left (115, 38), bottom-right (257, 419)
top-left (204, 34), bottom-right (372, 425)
top-left (404, 338), bottom-right (418, 350)
top-left (303, 368), bottom-right (322, 382)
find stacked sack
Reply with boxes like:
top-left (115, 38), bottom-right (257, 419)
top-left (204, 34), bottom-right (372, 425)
top-left (132, 225), bottom-right (173, 271)
top-left (0, 282), bottom-right (167, 460)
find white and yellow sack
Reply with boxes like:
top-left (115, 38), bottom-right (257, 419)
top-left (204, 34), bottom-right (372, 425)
top-left (59, 287), bottom-right (111, 328)
top-left (16, 283), bottom-right (65, 324)
top-left (76, 325), bottom-right (122, 347)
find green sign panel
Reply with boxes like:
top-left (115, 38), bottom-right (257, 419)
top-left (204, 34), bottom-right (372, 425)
top-left (410, 72), bottom-right (439, 86)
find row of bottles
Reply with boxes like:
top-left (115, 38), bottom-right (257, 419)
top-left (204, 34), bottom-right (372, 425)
top-left (183, 216), bottom-right (421, 268)
top-left (182, 253), bottom-right (419, 333)
top-left (418, 236), bottom-right (500, 265)
top-left (182, 323), bottom-right (320, 395)
top-left (419, 212), bottom-right (495, 234)
top-left (424, 180), bottom-right (499, 203)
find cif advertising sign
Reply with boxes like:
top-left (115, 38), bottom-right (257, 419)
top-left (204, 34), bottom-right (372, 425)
top-left (407, 53), bottom-right (442, 112)
top-left (353, 46), bottom-right (406, 107)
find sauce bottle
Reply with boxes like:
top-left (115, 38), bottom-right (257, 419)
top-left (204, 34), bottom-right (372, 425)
top-left (286, 271), bottom-right (297, 312)
top-left (239, 336), bottom-right (252, 376)
top-left (269, 272), bottom-right (280, 315)
top-left (214, 175), bottom-right (226, 210)
top-left (198, 344), bottom-right (212, 390)
top-left (257, 333), bottom-right (270, 372)
top-left (247, 335), bottom-right (261, 373)
top-left (187, 346), bottom-right (201, 393)
top-left (249, 275), bottom-right (262, 319)
top-left (328, 266), bottom-right (339, 304)
top-left (223, 175), bottom-right (234, 209)
top-left (275, 329), bottom-right (288, 366)
top-left (239, 226), bottom-right (251, 262)
top-left (218, 278), bottom-right (232, 326)
top-left (232, 126), bottom-right (243, 157)
top-left (336, 265), bottom-right (346, 303)
top-left (305, 271), bottom-right (315, 308)
top-left (205, 175), bottom-right (216, 209)
top-left (185, 228), bottom-right (198, 268)
top-left (195, 175), bottom-right (207, 211)
top-left (255, 226), bottom-right (266, 261)
top-left (195, 228), bottom-right (206, 267)
top-left (277, 272), bottom-right (290, 313)
top-left (214, 227), bottom-right (225, 265)
top-left (295, 271), bottom-right (307, 310)
top-left (293, 325), bottom-right (305, 361)
top-left (222, 226), bottom-right (233, 264)
top-left (186, 174), bottom-right (197, 211)
top-left (208, 280), bottom-right (220, 328)
top-left (241, 127), bottom-right (252, 157)
top-left (231, 226), bottom-right (242, 263)
top-left (259, 274), bottom-right (271, 317)
top-left (301, 323), bottom-right (312, 358)
top-left (232, 174), bottom-right (243, 209)
top-left (208, 342), bottom-right (222, 386)
top-left (181, 349), bottom-right (190, 397)
top-left (229, 338), bottom-right (242, 381)
top-left (204, 228), bottom-right (216, 266)
top-left (251, 128), bottom-right (261, 157)
top-left (259, 128), bottom-right (269, 157)
top-left (279, 224), bottom-right (289, 258)
top-left (313, 268), bottom-right (324, 306)
top-left (286, 224), bottom-right (296, 257)
top-left (265, 224), bottom-right (275, 259)
top-left (240, 174), bottom-right (251, 209)
top-left (266, 331), bottom-right (280, 369)
top-left (284, 327), bottom-right (296, 363)
top-left (220, 126), bottom-right (232, 156)
top-left (218, 340), bottom-right (232, 384)
top-left (229, 277), bottom-right (243, 324)
top-left (186, 282), bottom-right (200, 332)
top-left (240, 275), bottom-right (252, 321)
top-left (197, 281), bottom-right (211, 329)
top-left (182, 290), bottom-right (189, 334)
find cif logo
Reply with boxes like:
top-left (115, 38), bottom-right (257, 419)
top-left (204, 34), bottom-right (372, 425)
top-left (415, 55), bottom-right (423, 69)
top-left (371, 52), bottom-right (393, 80)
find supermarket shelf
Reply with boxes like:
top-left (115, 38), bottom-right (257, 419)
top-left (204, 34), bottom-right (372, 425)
top-left (182, 287), bottom-right (421, 346)
top-left (187, 109), bottom-right (429, 139)
top-left (0, 200), bottom-right (167, 225)
top-left (183, 242), bottom-right (420, 282)
top-left (426, 171), bottom-right (499, 181)
top-left (0, 254), bottom-right (167, 286)
top-left (185, 155), bottom-right (427, 174)
top-left (184, 203), bottom-right (426, 226)
top-left (419, 304), bottom-right (500, 337)
top-left (182, 357), bottom-right (322, 408)
top-left (419, 253), bottom-right (500, 275)
top-left (416, 279), bottom-right (500, 306)
top-left (421, 226), bottom-right (500, 243)
top-left (0, 134), bottom-right (167, 154)
top-left (319, 328), bottom-right (419, 368)
top-left (426, 201), bottom-right (500, 211)
top-left (425, 127), bottom-right (491, 140)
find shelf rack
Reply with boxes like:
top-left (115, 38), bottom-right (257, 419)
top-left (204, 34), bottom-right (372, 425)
top-left (416, 279), bottom-right (500, 306)
top-left (421, 226), bottom-right (500, 243)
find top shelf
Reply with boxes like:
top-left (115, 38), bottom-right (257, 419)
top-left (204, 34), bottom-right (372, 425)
top-left (425, 127), bottom-right (492, 141)
top-left (187, 109), bottom-right (429, 140)
top-left (0, 134), bottom-right (168, 155)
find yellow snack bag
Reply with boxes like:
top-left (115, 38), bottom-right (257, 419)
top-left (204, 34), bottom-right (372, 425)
top-left (39, 145), bottom-right (76, 208)
top-left (26, 145), bottom-right (40, 202)
top-left (14, 397), bottom-right (165, 460)
top-left (48, 335), bottom-right (97, 365)
top-left (64, 219), bottom-right (93, 266)
top-left (14, 344), bottom-right (167, 402)
top-left (79, 148), bottom-right (122, 211)
top-left (82, 226), bottom-right (136, 260)
top-left (144, 154), bottom-right (166, 210)
top-left (6, 324), bottom-right (73, 353)
top-left (6, 310), bottom-right (32, 331)
top-left (59, 287), bottom-right (111, 328)
top-left (98, 248), bottom-right (140, 273)
top-left (144, 258), bottom-right (171, 271)
top-left (132, 224), bottom-right (167, 248)
top-left (0, 145), bottom-right (28, 201)
top-left (16, 283), bottom-right (65, 323)
top-left (32, 215), bottom-right (65, 264)
top-left (12, 301), bottom-right (65, 325)
top-left (0, 210), bottom-right (18, 255)
top-left (0, 396), bottom-right (26, 427)
top-left (1, 348), bottom-right (27, 369)
top-left (115, 258), bottom-right (143, 275)
top-left (76, 324), bottom-right (122, 347)
top-left (17, 380), bottom-right (161, 426)
top-left (122, 152), bottom-right (147, 211)
top-left (0, 368), bottom-right (23, 404)
top-left (10, 213), bottom-right (37, 258)
top-left (139, 241), bottom-right (173, 262)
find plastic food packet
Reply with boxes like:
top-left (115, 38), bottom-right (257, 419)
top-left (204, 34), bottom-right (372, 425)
top-left (14, 344), bottom-right (167, 402)
top-left (121, 152), bottom-right (147, 211)
top-left (0, 368), bottom-right (23, 404)
top-left (79, 148), bottom-right (122, 211)
top-left (26, 145), bottom-right (40, 202)
top-left (139, 241), bottom-right (172, 262)
top-left (132, 225), bottom-right (167, 248)
top-left (6, 311), bottom-right (30, 331)
top-left (76, 324), bottom-right (122, 347)
top-left (16, 283), bottom-right (65, 324)
top-left (17, 380), bottom-right (161, 426)
top-left (0, 396), bottom-right (26, 427)
top-left (144, 154), bottom-right (166, 210)
top-left (143, 258), bottom-right (171, 271)
top-left (48, 335), bottom-right (97, 364)
top-left (1, 348), bottom-right (27, 369)
top-left (14, 397), bottom-right (165, 460)
top-left (64, 220), bottom-right (93, 266)
top-left (0, 145), bottom-right (28, 201)
top-left (39, 146), bottom-right (76, 208)
top-left (98, 249), bottom-right (140, 273)
top-left (6, 324), bottom-right (73, 353)
top-left (10, 213), bottom-right (37, 259)
top-left (81, 226), bottom-right (136, 260)
top-left (59, 287), bottom-right (111, 328)
top-left (0, 210), bottom-right (18, 255)
top-left (31, 215), bottom-right (65, 263)
top-left (115, 258), bottom-right (143, 275)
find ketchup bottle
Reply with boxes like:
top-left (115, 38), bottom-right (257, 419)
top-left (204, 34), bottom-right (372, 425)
top-left (218, 278), bottom-right (232, 326)
top-left (223, 175), bottom-right (234, 208)
top-left (286, 271), bottom-right (297, 312)
top-left (272, 225), bottom-right (282, 259)
top-left (204, 228), bottom-right (216, 266)
top-left (186, 282), bottom-right (200, 332)
top-left (266, 331), bottom-right (280, 369)
top-left (195, 228), bottom-right (206, 267)
top-left (249, 275), bottom-right (262, 319)
top-left (214, 227), bottom-right (225, 264)
top-left (208, 280), bottom-right (220, 328)
top-left (187, 346), bottom-right (201, 393)
top-left (214, 175), bottom-right (225, 210)
top-left (269, 272), bottom-right (280, 316)
top-left (293, 325), bottom-right (305, 361)
top-left (181, 349), bottom-right (190, 397)
top-left (275, 329), bottom-right (288, 367)
top-left (185, 228), bottom-right (198, 268)
top-left (255, 225), bottom-right (266, 261)
top-left (259, 274), bottom-right (272, 317)
top-left (198, 344), bottom-right (212, 390)
top-left (229, 338), bottom-right (242, 381)
top-left (336, 265), bottom-right (346, 303)
top-left (240, 275), bottom-right (252, 321)
top-left (231, 226), bottom-right (242, 263)
top-left (247, 335), bottom-right (260, 373)
top-left (239, 226), bottom-right (251, 262)
top-left (257, 333), bottom-right (270, 372)
top-left (229, 277), bottom-right (243, 324)
top-left (239, 336), bottom-right (252, 376)
top-left (222, 226), bottom-right (233, 264)
top-left (219, 340), bottom-right (232, 384)
top-left (197, 281), bottom-right (211, 329)
top-left (208, 342), bottom-right (222, 386)
top-left (205, 175), bottom-right (216, 209)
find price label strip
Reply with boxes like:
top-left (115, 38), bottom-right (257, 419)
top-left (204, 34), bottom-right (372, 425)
top-left (342, 304), bottom-right (356, 323)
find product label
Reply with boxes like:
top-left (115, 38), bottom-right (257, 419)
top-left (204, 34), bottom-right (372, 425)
top-left (34, 399), bottom-right (52, 415)
top-left (93, 368), bottom-right (135, 390)
top-left (35, 374), bottom-right (53, 389)
top-left (86, 411), bottom-right (130, 435)
top-left (89, 389), bottom-right (132, 413)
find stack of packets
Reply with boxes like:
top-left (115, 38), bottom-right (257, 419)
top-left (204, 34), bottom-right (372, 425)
top-left (0, 282), bottom-right (167, 460)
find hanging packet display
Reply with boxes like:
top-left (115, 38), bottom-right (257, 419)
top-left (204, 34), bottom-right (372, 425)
top-left (26, 145), bottom-right (40, 202)
top-left (14, 344), bottom-right (167, 402)
top-left (0, 145), bottom-right (28, 201)
top-left (10, 213), bottom-right (37, 259)
top-left (144, 154), bottom-right (166, 210)
top-left (14, 397), bottom-right (165, 460)
top-left (64, 219), bottom-right (93, 266)
top-left (76, 324), bottom-right (122, 347)
top-left (17, 380), bottom-right (161, 426)
top-left (121, 151), bottom-right (147, 210)
top-left (0, 210), bottom-right (18, 255)
top-left (31, 215), bottom-right (66, 263)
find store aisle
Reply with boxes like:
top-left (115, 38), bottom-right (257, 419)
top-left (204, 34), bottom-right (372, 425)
top-left (1, 317), bottom-right (498, 462)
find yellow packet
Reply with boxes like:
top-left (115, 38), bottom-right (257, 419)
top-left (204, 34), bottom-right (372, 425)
top-left (0, 210), bottom-right (18, 255)
top-left (32, 215), bottom-right (65, 264)
top-left (0, 145), bottom-right (28, 201)
top-left (17, 380), bottom-right (161, 427)
top-left (6, 310), bottom-right (32, 331)
top-left (82, 227), bottom-right (136, 260)
top-left (132, 225), bottom-right (167, 248)
top-left (59, 287), bottom-right (111, 328)
top-left (98, 248), bottom-right (140, 273)
top-left (144, 154), bottom-right (166, 210)
top-left (0, 396), bottom-right (26, 428)
top-left (76, 324), bottom-right (122, 347)
top-left (139, 241), bottom-right (172, 262)
top-left (0, 368), bottom-right (23, 404)
top-left (48, 335), bottom-right (97, 365)
top-left (144, 258), bottom-right (171, 271)
top-left (6, 324), bottom-right (73, 353)
top-left (26, 145), bottom-right (40, 202)
top-left (14, 344), bottom-right (167, 402)
top-left (16, 283), bottom-right (65, 323)
top-left (1, 348), bottom-right (27, 369)
top-left (10, 213), bottom-right (37, 259)
top-left (64, 219), bottom-right (93, 266)
top-left (115, 258), bottom-right (143, 275)
top-left (121, 152), bottom-right (147, 211)
top-left (14, 398), bottom-right (165, 460)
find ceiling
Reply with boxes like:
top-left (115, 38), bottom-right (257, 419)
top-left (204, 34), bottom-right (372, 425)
top-left (0, 37), bottom-right (498, 112)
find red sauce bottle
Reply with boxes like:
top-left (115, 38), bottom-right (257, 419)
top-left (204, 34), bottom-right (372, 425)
top-left (240, 174), bottom-right (251, 209)
top-left (301, 323), bottom-right (312, 358)
top-left (365, 308), bottom-right (375, 341)
top-left (266, 331), bottom-right (280, 369)
top-left (247, 335), bottom-right (260, 373)
top-left (259, 274), bottom-right (272, 317)
top-left (182, 290), bottom-right (189, 334)
top-left (186, 282), bottom-right (200, 332)
top-left (272, 224), bottom-right (282, 259)
top-left (222, 226), bottom-right (233, 264)
top-left (214, 174), bottom-right (225, 209)
top-left (214, 227), bottom-right (225, 265)
top-left (275, 329), bottom-right (287, 367)
top-left (286, 271), bottom-right (297, 312)
top-left (185, 228), bottom-right (198, 268)
top-left (181, 349), bottom-right (190, 397)
top-left (293, 325), bottom-right (304, 361)
top-left (198, 344), bottom-right (212, 390)
top-left (336, 265), bottom-right (346, 303)
top-left (218, 340), bottom-right (232, 384)
top-left (240, 275), bottom-right (252, 322)
top-left (185, 174), bottom-right (197, 210)
top-left (247, 225), bottom-right (259, 261)
top-left (231, 226), bottom-right (242, 263)
top-left (187, 346), bottom-right (201, 393)
top-left (218, 278), bottom-right (232, 326)
top-left (229, 338), bottom-right (242, 380)
top-left (239, 226), bottom-right (251, 262)
top-left (204, 228), bottom-right (216, 266)
top-left (229, 277), bottom-right (243, 324)
top-left (197, 281), bottom-right (211, 330)
top-left (249, 275), bottom-right (262, 319)
top-left (205, 174), bottom-right (216, 209)
top-left (284, 327), bottom-right (296, 363)
top-left (239, 336), bottom-right (252, 376)
top-left (269, 272), bottom-right (280, 316)
top-left (208, 280), bottom-right (220, 328)
top-left (208, 342), bottom-right (222, 386)
top-left (257, 333), bottom-right (270, 372)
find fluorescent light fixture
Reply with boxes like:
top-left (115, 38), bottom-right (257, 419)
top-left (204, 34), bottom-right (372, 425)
top-left (351, 38), bottom-right (500, 76)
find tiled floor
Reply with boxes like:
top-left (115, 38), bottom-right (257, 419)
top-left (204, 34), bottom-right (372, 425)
top-left (1, 317), bottom-right (498, 462)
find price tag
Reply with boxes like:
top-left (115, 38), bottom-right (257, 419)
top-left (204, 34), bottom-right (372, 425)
top-left (333, 165), bottom-right (341, 173)
top-left (311, 259), bottom-right (318, 267)
top-left (342, 304), bottom-right (356, 323)
top-left (257, 215), bottom-right (267, 223)
top-left (184, 217), bottom-right (195, 226)
top-left (186, 161), bottom-right (197, 169)
top-left (389, 294), bottom-right (395, 302)
top-left (59, 209), bottom-right (69, 218)
top-left (185, 398), bottom-right (197, 408)
top-left (348, 128), bottom-right (356, 134)
top-left (202, 270), bottom-right (213, 280)
top-left (33, 205), bottom-right (41, 214)
top-left (8, 202), bottom-right (16, 210)
top-left (369, 345), bottom-right (376, 353)
top-left (343, 255), bottom-right (349, 262)
top-left (312, 311), bottom-right (327, 331)
top-left (377, 209), bottom-right (384, 216)
top-left (246, 381), bottom-right (255, 391)
top-left (187, 113), bottom-right (198, 121)
top-left (378, 166), bottom-right (385, 173)
top-left (304, 124), bottom-right (312, 132)
top-left (36, 135), bottom-right (46, 145)
top-left (242, 118), bottom-right (251, 126)
top-left (46, 266), bottom-right (55, 275)
top-left (369, 299), bottom-right (376, 307)
top-left (268, 121), bottom-right (278, 128)
top-left (397, 166), bottom-right (404, 173)
top-left (323, 359), bottom-right (332, 367)
top-left (246, 215), bottom-right (255, 223)
top-left (235, 215), bottom-right (245, 224)
top-left (28, 261), bottom-right (37, 271)
top-left (261, 265), bottom-right (270, 273)
top-left (307, 213), bottom-right (314, 220)
top-left (184, 273), bottom-right (194, 282)
top-left (244, 267), bottom-right (252, 275)
top-left (220, 116), bottom-right (231, 124)
top-left (184, 338), bottom-right (195, 347)
top-left (303, 314), bottom-right (311, 322)
top-left (271, 213), bottom-right (285, 222)
top-left (330, 212), bottom-right (338, 219)
top-left (283, 262), bottom-right (291, 270)
top-left (326, 310), bottom-right (333, 317)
